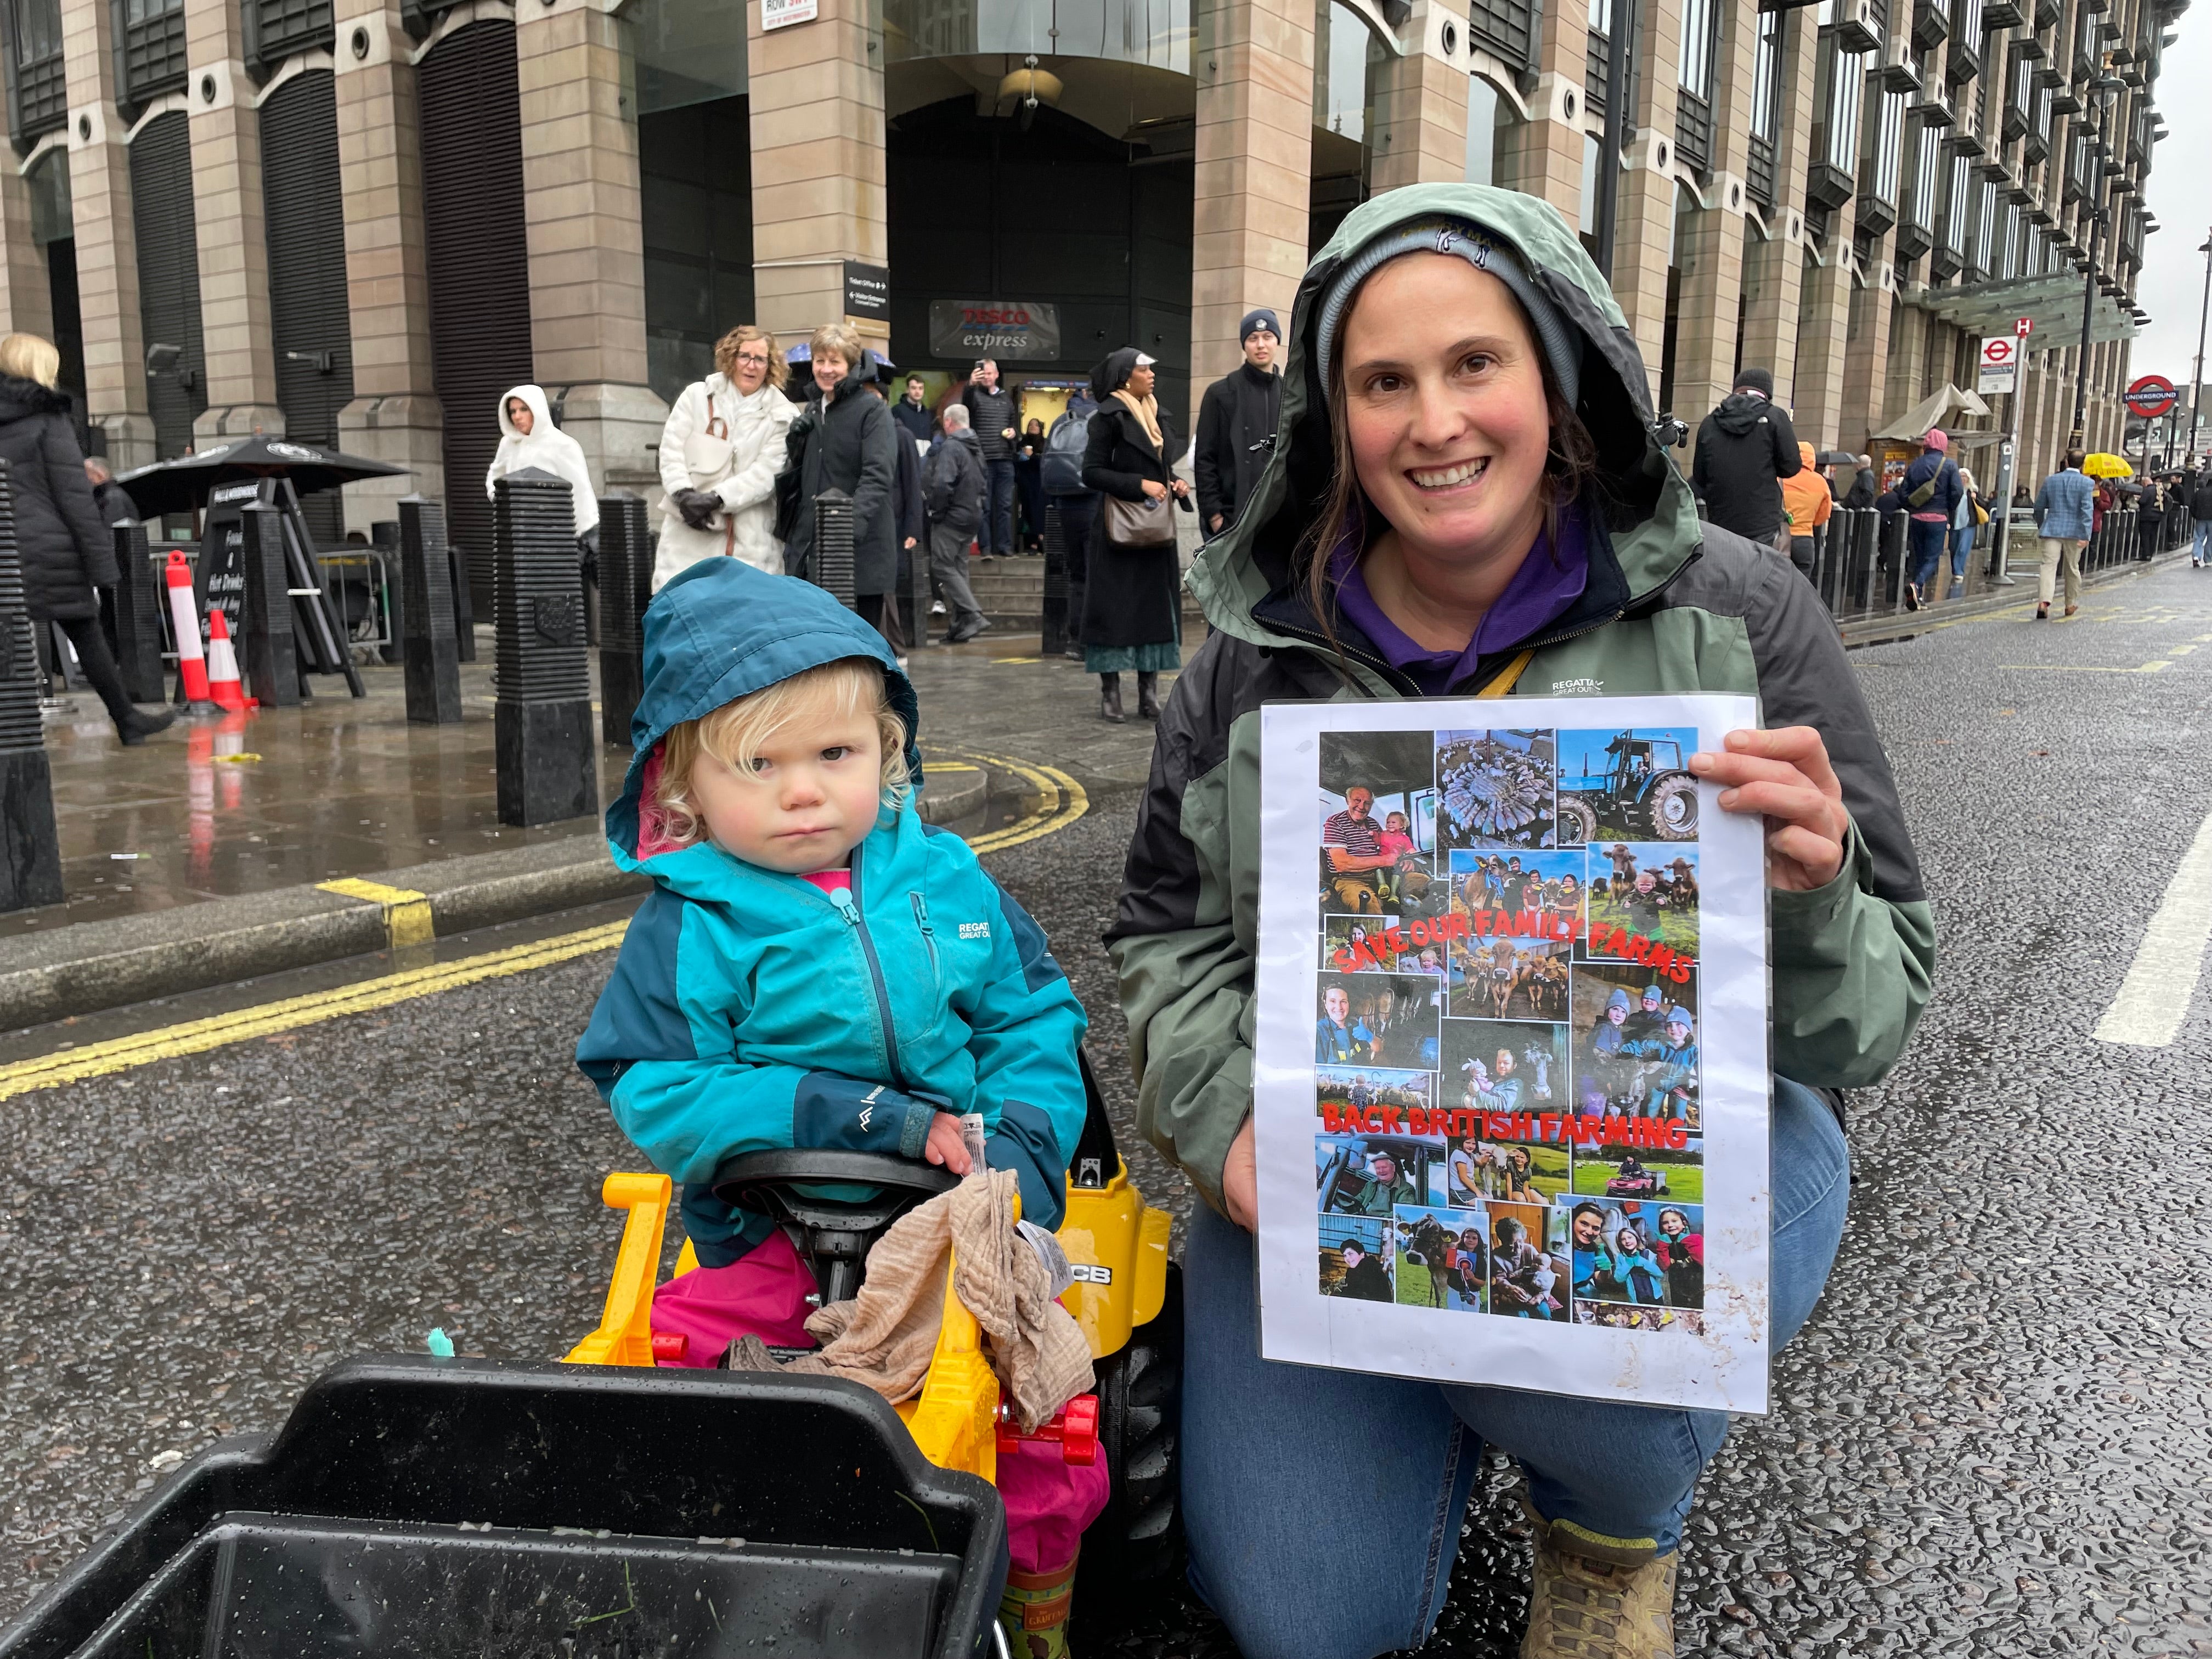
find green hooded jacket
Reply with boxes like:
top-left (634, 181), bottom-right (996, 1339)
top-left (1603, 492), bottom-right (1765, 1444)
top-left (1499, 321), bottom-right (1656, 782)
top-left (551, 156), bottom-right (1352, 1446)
top-left (1107, 184), bottom-right (1934, 1218)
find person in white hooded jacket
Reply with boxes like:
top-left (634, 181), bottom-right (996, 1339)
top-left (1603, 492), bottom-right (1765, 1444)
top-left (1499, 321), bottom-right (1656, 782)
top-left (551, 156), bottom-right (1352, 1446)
top-left (486, 384), bottom-right (600, 539)
top-left (652, 324), bottom-right (796, 590)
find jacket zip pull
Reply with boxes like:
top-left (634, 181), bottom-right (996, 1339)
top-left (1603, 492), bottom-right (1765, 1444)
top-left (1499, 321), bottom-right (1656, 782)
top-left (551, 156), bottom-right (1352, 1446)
top-left (911, 892), bottom-right (940, 975)
top-left (830, 887), bottom-right (860, 925)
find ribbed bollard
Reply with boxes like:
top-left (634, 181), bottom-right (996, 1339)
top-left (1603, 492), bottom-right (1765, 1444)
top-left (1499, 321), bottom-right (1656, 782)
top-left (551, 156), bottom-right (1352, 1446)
top-left (240, 501), bottom-right (301, 707)
top-left (0, 459), bottom-right (65, 911)
top-left (1041, 500), bottom-right (1068, 656)
top-left (109, 521), bottom-right (166, 703)
top-left (811, 488), bottom-right (856, 608)
top-left (399, 495), bottom-right (462, 725)
top-left (493, 467), bottom-right (595, 826)
top-left (596, 493), bottom-right (648, 749)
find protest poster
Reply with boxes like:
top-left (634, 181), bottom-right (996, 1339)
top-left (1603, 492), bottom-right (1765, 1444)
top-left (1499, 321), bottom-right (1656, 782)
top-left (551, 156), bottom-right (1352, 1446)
top-left (1252, 696), bottom-right (1773, 1414)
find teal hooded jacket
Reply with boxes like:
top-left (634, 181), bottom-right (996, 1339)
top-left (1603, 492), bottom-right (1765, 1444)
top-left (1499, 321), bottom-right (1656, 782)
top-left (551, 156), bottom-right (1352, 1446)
top-left (574, 559), bottom-right (1088, 1264)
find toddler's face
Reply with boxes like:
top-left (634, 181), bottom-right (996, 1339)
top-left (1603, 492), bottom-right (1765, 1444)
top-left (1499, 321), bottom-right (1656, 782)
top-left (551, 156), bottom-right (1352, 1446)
top-left (689, 686), bottom-right (884, 873)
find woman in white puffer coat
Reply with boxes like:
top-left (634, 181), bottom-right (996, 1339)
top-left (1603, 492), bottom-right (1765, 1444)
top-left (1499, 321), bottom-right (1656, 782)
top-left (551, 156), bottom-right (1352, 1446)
top-left (653, 324), bottom-right (797, 591)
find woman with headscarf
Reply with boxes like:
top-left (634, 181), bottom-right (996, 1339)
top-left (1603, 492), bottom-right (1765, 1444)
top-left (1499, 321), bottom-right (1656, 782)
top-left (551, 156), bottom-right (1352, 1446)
top-left (653, 324), bottom-right (797, 591)
top-left (1079, 347), bottom-right (1190, 721)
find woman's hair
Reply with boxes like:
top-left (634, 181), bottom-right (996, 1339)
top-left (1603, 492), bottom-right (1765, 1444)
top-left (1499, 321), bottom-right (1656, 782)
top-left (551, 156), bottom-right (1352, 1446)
top-left (0, 332), bottom-right (61, 389)
top-left (648, 658), bottom-right (909, 849)
top-left (715, 325), bottom-right (786, 391)
top-left (809, 323), bottom-right (865, 375)
top-left (1298, 275), bottom-right (1601, 653)
top-left (1026, 417), bottom-right (1045, 433)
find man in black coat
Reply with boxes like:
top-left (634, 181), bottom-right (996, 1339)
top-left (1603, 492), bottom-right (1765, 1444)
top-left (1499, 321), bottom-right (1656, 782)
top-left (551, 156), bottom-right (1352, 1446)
top-left (1841, 453), bottom-right (1877, 510)
top-left (1194, 308), bottom-right (1282, 540)
top-left (890, 374), bottom-right (934, 448)
top-left (921, 405), bottom-right (990, 645)
top-left (2190, 466), bottom-right (2212, 567)
top-left (1689, 367), bottom-right (1802, 545)
top-left (963, 358), bottom-right (1018, 560)
top-left (864, 376), bottom-right (926, 656)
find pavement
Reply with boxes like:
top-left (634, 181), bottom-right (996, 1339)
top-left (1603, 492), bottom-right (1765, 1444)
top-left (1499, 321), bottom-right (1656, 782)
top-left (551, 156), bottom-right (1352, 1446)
top-left (7, 559), bottom-right (2212, 1655)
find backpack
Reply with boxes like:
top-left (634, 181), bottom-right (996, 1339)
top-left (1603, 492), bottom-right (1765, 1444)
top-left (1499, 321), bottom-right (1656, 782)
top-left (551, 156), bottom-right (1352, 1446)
top-left (1041, 409), bottom-right (1094, 495)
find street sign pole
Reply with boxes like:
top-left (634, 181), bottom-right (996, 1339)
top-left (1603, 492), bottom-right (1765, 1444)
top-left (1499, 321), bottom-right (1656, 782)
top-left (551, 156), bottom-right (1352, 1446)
top-left (1989, 318), bottom-right (2031, 584)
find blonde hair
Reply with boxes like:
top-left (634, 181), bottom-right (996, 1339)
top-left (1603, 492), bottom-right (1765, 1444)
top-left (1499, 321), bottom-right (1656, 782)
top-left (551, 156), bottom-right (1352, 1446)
top-left (715, 325), bottom-right (786, 391)
top-left (0, 332), bottom-right (61, 389)
top-left (650, 658), bottom-right (910, 849)
top-left (809, 323), bottom-right (865, 377)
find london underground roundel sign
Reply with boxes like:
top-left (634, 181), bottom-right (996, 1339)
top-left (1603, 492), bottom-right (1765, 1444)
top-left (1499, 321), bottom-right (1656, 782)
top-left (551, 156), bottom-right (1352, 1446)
top-left (2125, 375), bottom-right (2178, 419)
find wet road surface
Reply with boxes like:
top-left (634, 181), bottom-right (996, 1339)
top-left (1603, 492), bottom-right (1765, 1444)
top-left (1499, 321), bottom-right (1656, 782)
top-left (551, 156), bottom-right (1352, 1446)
top-left (5, 562), bottom-right (2212, 1656)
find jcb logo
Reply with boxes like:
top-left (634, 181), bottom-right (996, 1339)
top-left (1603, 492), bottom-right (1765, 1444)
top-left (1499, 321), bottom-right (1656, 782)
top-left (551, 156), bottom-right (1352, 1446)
top-left (1068, 1263), bottom-right (1114, 1285)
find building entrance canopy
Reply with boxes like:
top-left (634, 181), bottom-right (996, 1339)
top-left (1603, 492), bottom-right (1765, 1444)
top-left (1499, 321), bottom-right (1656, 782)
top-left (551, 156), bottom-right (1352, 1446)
top-left (1910, 272), bottom-right (2141, 349)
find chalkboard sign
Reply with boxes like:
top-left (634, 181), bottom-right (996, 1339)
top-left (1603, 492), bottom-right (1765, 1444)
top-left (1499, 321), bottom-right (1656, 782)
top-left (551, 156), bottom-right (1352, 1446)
top-left (191, 477), bottom-right (267, 635)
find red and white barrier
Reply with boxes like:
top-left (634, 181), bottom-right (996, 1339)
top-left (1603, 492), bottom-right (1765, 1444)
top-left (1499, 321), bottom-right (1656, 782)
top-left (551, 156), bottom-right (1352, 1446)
top-left (205, 607), bottom-right (247, 714)
top-left (163, 550), bottom-right (213, 709)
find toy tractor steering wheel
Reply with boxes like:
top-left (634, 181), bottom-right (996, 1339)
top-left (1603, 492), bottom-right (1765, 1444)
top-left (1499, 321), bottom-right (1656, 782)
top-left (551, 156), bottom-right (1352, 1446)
top-left (712, 1150), bottom-right (961, 1307)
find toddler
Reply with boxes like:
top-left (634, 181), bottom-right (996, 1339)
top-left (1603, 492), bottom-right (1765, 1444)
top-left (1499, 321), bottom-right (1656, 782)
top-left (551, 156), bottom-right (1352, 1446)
top-left (575, 560), bottom-right (1104, 1647)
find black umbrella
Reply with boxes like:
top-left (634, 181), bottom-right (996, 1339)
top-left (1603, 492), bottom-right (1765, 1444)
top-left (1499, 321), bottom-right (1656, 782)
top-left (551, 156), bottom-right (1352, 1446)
top-left (114, 434), bottom-right (409, 518)
top-left (1816, 449), bottom-right (1858, 466)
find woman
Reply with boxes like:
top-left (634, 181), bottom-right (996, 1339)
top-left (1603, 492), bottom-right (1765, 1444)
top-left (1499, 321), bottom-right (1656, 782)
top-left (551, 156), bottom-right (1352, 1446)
top-left (1778, 438), bottom-right (1830, 582)
top-left (778, 324), bottom-right (899, 639)
top-left (1080, 348), bottom-right (1189, 722)
top-left (0, 333), bottom-right (173, 744)
top-left (1943, 464), bottom-right (1982, 600)
top-left (1107, 186), bottom-right (1932, 1659)
top-left (1013, 415), bottom-right (1047, 551)
top-left (652, 324), bottom-right (795, 591)
top-left (486, 385), bottom-right (598, 551)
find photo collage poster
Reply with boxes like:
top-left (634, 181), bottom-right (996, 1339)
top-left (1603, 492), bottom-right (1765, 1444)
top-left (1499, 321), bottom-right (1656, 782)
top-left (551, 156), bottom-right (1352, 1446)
top-left (1253, 696), bottom-right (1774, 1413)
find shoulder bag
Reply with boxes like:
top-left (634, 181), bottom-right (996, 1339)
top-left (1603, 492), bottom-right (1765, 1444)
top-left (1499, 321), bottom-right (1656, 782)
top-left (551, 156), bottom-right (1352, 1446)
top-left (1101, 490), bottom-right (1176, 549)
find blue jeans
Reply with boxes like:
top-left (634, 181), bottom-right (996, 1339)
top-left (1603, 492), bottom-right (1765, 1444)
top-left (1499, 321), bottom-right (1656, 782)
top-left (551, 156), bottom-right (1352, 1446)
top-left (1906, 518), bottom-right (1949, 590)
top-left (1181, 1076), bottom-right (1850, 1659)
top-left (2194, 519), bottom-right (2211, 562)
top-left (1948, 522), bottom-right (1974, 579)
top-left (983, 459), bottom-right (1016, 556)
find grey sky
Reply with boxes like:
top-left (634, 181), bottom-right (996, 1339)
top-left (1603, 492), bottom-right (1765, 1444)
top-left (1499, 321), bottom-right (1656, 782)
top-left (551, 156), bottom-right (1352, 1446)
top-left (2134, 19), bottom-right (2212, 385)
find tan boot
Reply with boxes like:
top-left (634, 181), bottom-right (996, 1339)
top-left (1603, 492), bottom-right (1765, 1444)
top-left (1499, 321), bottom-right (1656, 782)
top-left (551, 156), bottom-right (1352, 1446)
top-left (1520, 1509), bottom-right (1678, 1658)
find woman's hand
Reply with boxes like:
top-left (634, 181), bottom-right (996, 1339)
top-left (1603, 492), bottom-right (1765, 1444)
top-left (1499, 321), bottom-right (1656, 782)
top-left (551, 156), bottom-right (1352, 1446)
top-left (1223, 1115), bottom-right (1257, 1231)
top-left (922, 1111), bottom-right (974, 1176)
top-left (1141, 478), bottom-right (1169, 501)
top-left (1170, 478), bottom-right (1190, 499)
top-left (1688, 726), bottom-right (1849, 891)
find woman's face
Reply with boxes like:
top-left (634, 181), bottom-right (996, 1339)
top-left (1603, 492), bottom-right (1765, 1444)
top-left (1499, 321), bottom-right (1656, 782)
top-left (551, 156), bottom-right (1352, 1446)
top-left (814, 351), bottom-right (850, 394)
top-left (506, 397), bottom-right (534, 436)
top-left (1338, 254), bottom-right (1552, 573)
top-left (731, 338), bottom-right (773, 394)
top-left (1126, 363), bottom-right (1156, 399)
top-left (1027, 418), bottom-right (1045, 436)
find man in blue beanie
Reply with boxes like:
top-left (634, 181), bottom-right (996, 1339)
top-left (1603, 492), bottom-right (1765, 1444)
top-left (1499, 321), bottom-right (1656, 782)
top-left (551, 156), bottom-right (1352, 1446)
top-left (1194, 307), bottom-right (1283, 539)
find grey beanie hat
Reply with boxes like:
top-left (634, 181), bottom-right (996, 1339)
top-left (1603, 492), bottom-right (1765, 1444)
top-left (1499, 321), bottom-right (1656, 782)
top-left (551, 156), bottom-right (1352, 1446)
top-left (1315, 217), bottom-right (1582, 407)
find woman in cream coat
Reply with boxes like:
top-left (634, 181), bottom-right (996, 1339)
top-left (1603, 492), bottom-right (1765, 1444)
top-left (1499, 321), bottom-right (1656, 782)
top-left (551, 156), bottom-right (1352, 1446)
top-left (653, 324), bottom-right (796, 590)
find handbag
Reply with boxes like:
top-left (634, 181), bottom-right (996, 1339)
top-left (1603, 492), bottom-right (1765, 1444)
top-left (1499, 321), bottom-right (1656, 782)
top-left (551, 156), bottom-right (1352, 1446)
top-left (681, 390), bottom-right (735, 482)
top-left (1101, 490), bottom-right (1176, 549)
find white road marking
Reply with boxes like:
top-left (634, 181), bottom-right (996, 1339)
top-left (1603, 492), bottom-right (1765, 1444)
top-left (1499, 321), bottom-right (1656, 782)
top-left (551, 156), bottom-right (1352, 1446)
top-left (2095, 808), bottom-right (2212, 1047)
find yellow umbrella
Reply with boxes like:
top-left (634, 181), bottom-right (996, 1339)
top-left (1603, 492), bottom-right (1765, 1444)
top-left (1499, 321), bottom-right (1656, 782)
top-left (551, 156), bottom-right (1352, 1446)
top-left (2083, 453), bottom-right (2134, 479)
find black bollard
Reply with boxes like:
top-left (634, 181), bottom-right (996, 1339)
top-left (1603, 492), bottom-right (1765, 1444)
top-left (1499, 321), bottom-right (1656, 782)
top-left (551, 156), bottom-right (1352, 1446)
top-left (373, 519), bottom-right (403, 664)
top-left (398, 495), bottom-right (463, 725)
top-left (810, 489), bottom-right (856, 608)
top-left (1040, 499), bottom-right (1067, 656)
top-left (0, 459), bottom-right (65, 911)
top-left (108, 521), bottom-right (166, 702)
top-left (240, 501), bottom-right (302, 707)
top-left (596, 493), bottom-right (648, 749)
top-left (493, 467), bottom-right (595, 826)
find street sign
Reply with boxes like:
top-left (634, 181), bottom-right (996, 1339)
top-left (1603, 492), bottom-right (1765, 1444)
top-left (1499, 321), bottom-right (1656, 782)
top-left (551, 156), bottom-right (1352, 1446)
top-left (1978, 336), bottom-right (2018, 395)
top-left (2124, 374), bottom-right (2178, 419)
top-left (762, 0), bottom-right (816, 29)
top-left (2015, 317), bottom-right (2033, 336)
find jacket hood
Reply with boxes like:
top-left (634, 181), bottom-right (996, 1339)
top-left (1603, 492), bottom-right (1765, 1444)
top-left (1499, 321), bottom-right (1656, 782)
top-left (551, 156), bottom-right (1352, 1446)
top-left (605, 558), bottom-right (923, 869)
top-left (1798, 442), bottom-right (1817, 467)
top-left (498, 384), bottom-right (554, 441)
top-left (1184, 183), bottom-right (1700, 665)
top-left (0, 374), bottom-right (71, 425)
top-left (1711, 391), bottom-right (1769, 437)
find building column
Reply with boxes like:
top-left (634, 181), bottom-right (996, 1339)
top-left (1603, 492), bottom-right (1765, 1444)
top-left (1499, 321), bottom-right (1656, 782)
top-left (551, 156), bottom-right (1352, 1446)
top-left (0, 159), bottom-right (54, 340)
top-left (1838, 249), bottom-right (1894, 455)
top-left (1736, 8), bottom-right (1817, 400)
top-left (1886, 291), bottom-right (1929, 424)
top-left (1610, 0), bottom-right (1681, 399)
top-left (1668, 0), bottom-right (1760, 422)
top-left (1367, 2), bottom-right (1468, 194)
top-left (748, 0), bottom-right (886, 365)
top-left (185, 0), bottom-right (284, 441)
top-left (1189, 0), bottom-right (1313, 431)
top-left (61, 0), bottom-right (154, 466)
top-left (334, 0), bottom-right (444, 529)
top-left (1507, 1), bottom-right (1595, 226)
top-left (518, 0), bottom-right (663, 496)
top-left (1791, 245), bottom-right (1851, 451)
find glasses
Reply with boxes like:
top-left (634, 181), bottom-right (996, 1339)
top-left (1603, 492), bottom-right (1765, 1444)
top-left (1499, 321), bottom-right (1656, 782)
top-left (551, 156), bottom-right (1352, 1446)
top-left (736, 351), bottom-right (772, 366)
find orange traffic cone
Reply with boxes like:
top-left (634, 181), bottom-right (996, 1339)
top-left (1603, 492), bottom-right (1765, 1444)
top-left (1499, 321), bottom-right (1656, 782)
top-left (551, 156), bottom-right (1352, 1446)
top-left (163, 550), bottom-right (214, 709)
top-left (205, 607), bottom-right (247, 713)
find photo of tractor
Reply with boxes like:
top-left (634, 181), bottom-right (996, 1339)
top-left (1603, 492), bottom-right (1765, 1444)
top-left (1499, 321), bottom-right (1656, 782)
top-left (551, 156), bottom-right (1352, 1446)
top-left (1556, 729), bottom-right (1700, 845)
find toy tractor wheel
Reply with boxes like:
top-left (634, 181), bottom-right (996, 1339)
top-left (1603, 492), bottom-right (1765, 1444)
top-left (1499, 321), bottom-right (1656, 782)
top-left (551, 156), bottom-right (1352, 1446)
top-left (1084, 1263), bottom-right (1183, 1585)
top-left (1644, 774), bottom-right (1700, 840)
top-left (1555, 797), bottom-right (1598, 847)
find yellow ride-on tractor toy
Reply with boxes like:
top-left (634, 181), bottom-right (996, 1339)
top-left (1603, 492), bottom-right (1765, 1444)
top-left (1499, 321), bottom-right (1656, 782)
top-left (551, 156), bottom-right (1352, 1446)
top-left (564, 1048), bottom-right (1185, 1585)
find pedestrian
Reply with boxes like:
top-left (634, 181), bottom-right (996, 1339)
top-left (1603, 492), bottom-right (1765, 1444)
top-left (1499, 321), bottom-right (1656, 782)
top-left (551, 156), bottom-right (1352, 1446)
top-left (2032, 448), bottom-right (2095, 619)
top-left (919, 404), bottom-right (990, 644)
top-left (1779, 438), bottom-right (1830, 582)
top-left (2134, 473), bottom-right (2165, 562)
top-left (1689, 366), bottom-right (1802, 546)
top-left (1943, 464), bottom-right (1985, 600)
top-left (779, 325), bottom-right (900, 639)
top-left (890, 372), bottom-right (934, 448)
top-left (573, 556), bottom-right (1106, 1656)
top-left (653, 324), bottom-right (796, 592)
top-left (861, 369), bottom-right (925, 660)
top-left (1013, 416), bottom-right (1047, 552)
top-left (1841, 453), bottom-right (1876, 510)
top-left (0, 332), bottom-right (174, 744)
top-left (487, 383), bottom-right (600, 630)
top-left (1041, 395), bottom-right (1100, 662)
top-left (2190, 464), bottom-right (2212, 567)
top-left (963, 357), bottom-right (1018, 558)
top-left (1194, 307), bottom-right (1283, 539)
top-left (1081, 346), bottom-right (1190, 723)
top-left (1897, 427), bottom-right (1961, 611)
top-left (1107, 184), bottom-right (1930, 1659)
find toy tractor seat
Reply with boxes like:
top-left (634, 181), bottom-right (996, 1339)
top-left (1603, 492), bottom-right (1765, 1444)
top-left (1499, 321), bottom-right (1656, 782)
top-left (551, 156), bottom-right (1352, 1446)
top-left (712, 1148), bottom-right (962, 1308)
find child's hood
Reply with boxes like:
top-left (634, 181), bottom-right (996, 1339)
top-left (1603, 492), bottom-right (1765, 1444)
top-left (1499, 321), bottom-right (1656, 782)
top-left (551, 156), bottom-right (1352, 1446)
top-left (605, 557), bottom-right (923, 869)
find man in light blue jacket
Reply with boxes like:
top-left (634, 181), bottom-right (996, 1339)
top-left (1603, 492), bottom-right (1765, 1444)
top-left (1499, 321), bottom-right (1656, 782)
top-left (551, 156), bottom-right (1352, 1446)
top-left (2033, 449), bottom-right (2096, 619)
